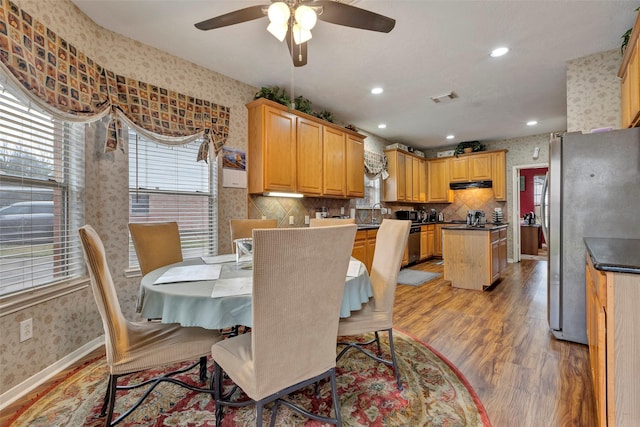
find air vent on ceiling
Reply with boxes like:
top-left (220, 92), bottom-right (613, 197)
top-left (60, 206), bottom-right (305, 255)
top-left (430, 91), bottom-right (458, 104)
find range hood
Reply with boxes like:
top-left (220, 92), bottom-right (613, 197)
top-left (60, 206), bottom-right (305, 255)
top-left (449, 180), bottom-right (493, 190)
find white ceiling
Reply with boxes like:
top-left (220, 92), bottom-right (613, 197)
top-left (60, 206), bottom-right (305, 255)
top-left (70, 0), bottom-right (636, 150)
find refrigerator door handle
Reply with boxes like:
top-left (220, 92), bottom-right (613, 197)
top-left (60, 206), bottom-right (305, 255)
top-left (540, 171), bottom-right (549, 245)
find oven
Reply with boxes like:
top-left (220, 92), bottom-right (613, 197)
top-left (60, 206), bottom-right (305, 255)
top-left (407, 225), bottom-right (421, 265)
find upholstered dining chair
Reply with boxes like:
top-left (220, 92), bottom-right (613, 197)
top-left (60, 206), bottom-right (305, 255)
top-left (309, 217), bottom-right (356, 227)
top-left (229, 218), bottom-right (277, 253)
top-left (129, 222), bottom-right (183, 275)
top-left (78, 225), bottom-right (222, 426)
top-left (335, 219), bottom-right (410, 390)
top-left (211, 224), bottom-right (358, 426)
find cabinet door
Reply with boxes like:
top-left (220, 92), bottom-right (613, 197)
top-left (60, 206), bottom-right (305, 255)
top-left (404, 153), bottom-right (413, 202)
top-left (352, 231), bottom-right (367, 265)
top-left (296, 117), bottom-right (323, 195)
top-left (402, 243), bottom-right (409, 267)
top-left (263, 106), bottom-right (297, 192)
top-left (365, 229), bottom-right (377, 272)
top-left (418, 159), bottom-right (427, 202)
top-left (449, 157), bottom-right (469, 182)
top-left (397, 152), bottom-right (407, 201)
top-left (420, 229), bottom-right (428, 260)
top-left (469, 154), bottom-right (492, 180)
top-left (412, 156), bottom-right (420, 201)
top-left (492, 151), bottom-right (507, 201)
top-left (427, 226), bottom-right (435, 257)
top-left (346, 135), bottom-right (365, 197)
top-left (499, 229), bottom-right (507, 273)
top-left (628, 39), bottom-right (640, 127)
top-left (491, 240), bottom-right (500, 283)
top-left (322, 127), bottom-right (346, 197)
top-left (427, 158), bottom-right (451, 203)
top-left (434, 224), bottom-right (443, 257)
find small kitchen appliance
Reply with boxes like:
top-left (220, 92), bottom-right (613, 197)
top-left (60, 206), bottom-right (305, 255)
top-left (395, 210), bottom-right (418, 222)
top-left (466, 210), bottom-right (486, 227)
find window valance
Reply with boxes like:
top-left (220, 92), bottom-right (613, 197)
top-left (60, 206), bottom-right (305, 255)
top-left (0, 0), bottom-right (230, 161)
top-left (364, 150), bottom-right (389, 180)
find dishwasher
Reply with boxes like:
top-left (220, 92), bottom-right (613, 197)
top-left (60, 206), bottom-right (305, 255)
top-left (407, 225), bottom-right (421, 265)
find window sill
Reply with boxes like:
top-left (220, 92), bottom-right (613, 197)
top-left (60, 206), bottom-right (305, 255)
top-left (0, 278), bottom-right (91, 316)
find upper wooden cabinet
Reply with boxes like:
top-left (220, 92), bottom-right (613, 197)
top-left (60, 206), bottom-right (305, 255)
top-left (247, 98), bottom-right (365, 198)
top-left (449, 153), bottom-right (492, 182)
top-left (427, 158), bottom-right (451, 203)
top-left (248, 102), bottom-right (297, 193)
top-left (383, 149), bottom-right (426, 203)
top-left (491, 150), bottom-right (507, 201)
top-left (619, 12), bottom-right (640, 128)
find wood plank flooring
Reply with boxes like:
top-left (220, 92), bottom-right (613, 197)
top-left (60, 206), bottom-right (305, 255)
top-left (394, 258), bottom-right (596, 427)
top-left (2, 258), bottom-right (595, 426)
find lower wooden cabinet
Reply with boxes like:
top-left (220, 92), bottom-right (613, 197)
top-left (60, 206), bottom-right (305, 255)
top-left (434, 224), bottom-right (444, 257)
top-left (585, 253), bottom-right (640, 427)
top-left (352, 229), bottom-right (378, 273)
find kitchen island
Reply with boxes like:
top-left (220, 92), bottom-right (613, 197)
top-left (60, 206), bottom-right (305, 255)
top-left (442, 224), bottom-right (508, 290)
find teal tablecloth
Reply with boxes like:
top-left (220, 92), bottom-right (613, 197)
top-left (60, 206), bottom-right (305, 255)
top-left (137, 257), bottom-right (372, 330)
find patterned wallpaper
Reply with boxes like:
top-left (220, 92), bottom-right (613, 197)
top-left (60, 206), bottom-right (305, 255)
top-left (0, 0), bottom-right (624, 396)
top-left (567, 49), bottom-right (622, 132)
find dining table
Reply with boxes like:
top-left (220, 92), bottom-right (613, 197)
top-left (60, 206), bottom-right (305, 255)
top-left (136, 255), bottom-right (373, 330)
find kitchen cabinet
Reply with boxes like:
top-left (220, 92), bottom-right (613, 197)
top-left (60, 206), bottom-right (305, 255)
top-left (443, 225), bottom-right (508, 290)
top-left (346, 134), bottom-right (365, 197)
top-left (491, 150), bottom-right (507, 201)
top-left (499, 228), bottom-right (507, 272)
top-left (323, 127), bottom-right (347, 197)
top-left (352, 228), bottom-right (378, 273)
top-left (402, 243), bottom-right (409, 267)
top-left (383, 149), bottom-right (426, 203)
top-left (619, 12), bottom-right (640, 128)
top-left (296, 117), bottom-right (323, 195)
top-left (427, 158), bottom-right (451, 203)
top-left (247, 98), bottom-right (365, 198)
top-left (585, 250), bottom-right (640, 427)
top-left (521, 224), bottom-right (541, 255)
top-left (449, 153), bottom-right (492, 182)
top-left (419, 224), bottom-right (434, 260)
top-left (434, 223), bottom-right (444, 257)
top-left (248, 102), bottom-right (297, 193)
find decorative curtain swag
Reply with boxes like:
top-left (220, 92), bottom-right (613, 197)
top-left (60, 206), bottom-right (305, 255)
top-left (364, 150), bottom-right (389, 180)
top-left (0, 0), bottom-right (230, 161)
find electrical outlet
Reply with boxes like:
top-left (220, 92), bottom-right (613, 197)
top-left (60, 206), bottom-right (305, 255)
top-left (20, 318), bottom-right (33, 342)
top-left (289, 215), bottom-right (294, 225)
top-left (304, 215), bottom-right (310, 225)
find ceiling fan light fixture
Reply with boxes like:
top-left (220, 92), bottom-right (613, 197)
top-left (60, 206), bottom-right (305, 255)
top-left (292, 24), bottom-right (312, 45)
top-left (267, 22), bottom-right (288, 42)
top-left (295, 5), bottom-right (317, 30)
top-left (267, 2), bottom-right (290, 25)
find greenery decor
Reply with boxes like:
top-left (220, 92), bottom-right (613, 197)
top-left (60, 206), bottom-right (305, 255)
top-left (621, 7), bottom-right (639, 55)
top-left (454, 140), bottom-right (486, 157)
top-left (254, 86), bottom-right (335, 123)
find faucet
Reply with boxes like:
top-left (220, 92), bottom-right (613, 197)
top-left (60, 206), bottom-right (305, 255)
top-left (371, 202), bottom-right (383, 224)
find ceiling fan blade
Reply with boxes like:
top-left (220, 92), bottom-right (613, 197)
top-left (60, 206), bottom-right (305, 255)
top-left (285, 29), bottom-right (308, 67)
top-left (314, 1), bottom-right (395, 33)
top-left (195, 5), bottom-right (267, 31)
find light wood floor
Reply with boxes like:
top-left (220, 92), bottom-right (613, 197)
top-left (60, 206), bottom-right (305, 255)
top-left (2, 258), bottom-right (595, 426)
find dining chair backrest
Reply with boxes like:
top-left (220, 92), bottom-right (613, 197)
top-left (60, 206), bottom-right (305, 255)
top-left (129, 222), bottom-right (183, 275)
top-left (250, 224), bottom-right (357, 398)
top-left (79, 225), bottom-right (128, 367)
top-left (369, 219), bottom-right (410, 312)
top-left (309, 217), bottom-right (356, 227)
top-left (229, 219), bottom-right (277, 253)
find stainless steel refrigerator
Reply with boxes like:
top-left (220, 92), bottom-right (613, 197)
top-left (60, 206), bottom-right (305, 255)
top-left (541, 128), bottom-right (640, 344)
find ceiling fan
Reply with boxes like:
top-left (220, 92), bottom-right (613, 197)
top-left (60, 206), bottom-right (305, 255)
top-left (195, 1), bottom-right (395, 67)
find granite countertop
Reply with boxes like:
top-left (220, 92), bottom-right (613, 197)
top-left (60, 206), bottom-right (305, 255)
top-left (584, 237), bottom-right (640, 274)
top-left (442, 223), bottom-right (509, 231)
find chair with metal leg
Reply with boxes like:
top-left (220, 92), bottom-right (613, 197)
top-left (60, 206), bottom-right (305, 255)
top-left (335, 219), bottom-right (410, 390)
top-left (79, 225), bottom-right (222, 426)
top-left (211, 224), bottom-right (357, 426)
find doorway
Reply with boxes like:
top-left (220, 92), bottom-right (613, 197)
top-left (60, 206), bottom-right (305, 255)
top-left (511, 163), bottom-right (548, 262)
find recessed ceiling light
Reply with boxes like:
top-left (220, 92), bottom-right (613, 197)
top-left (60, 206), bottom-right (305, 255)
top-left (490, 47), bottom-right (509, 57)
top-left (371, 87), bottom-right (384, 94)
top-left (378, 123), bottom-right (387, 129)
top-left (446, 135), bottom-right (455, 140)
top-left (527, 120), bottom-right (538, 126)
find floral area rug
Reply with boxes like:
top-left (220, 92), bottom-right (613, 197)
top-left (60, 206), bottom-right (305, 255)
top-left (8, 330), bottom-right (491, 426)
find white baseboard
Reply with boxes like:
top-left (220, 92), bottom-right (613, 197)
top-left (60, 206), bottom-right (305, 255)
top-left (0, 336), bottom-right (105, 410)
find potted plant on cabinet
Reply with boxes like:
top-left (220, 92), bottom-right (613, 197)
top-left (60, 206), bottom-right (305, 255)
top-left (454, 140), bottom-right (486, 157)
